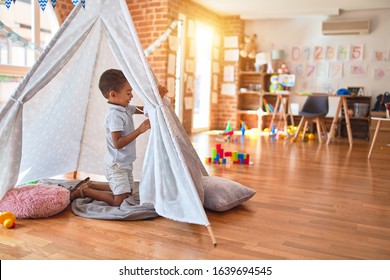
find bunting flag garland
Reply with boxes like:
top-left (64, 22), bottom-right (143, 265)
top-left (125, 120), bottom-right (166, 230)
top-left (38, 0), bottom-right (48, 11)
top-left (5, 0), bottom-right (12, 9)
top-left (144, 20), bottom-right (179, 56)
top-left (1, 0), bottom-right (84, 9)
top-left (0, 21), bottom-right (43, 53)
top-left (1, 0), bottom-right (178, 57)
top-left (0, 18), bottom-right (177, 57)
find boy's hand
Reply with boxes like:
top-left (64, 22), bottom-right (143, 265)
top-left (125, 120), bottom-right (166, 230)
top-left (158, 85), bottom-right (168, 98)
top-left (137, 119), bottom-right (151, 134)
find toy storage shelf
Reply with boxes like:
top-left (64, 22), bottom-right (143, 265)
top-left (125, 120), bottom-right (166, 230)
top-left (237, 69), bottom-right (278, 130)
top-left (339, 96), bottom-right (372, 140)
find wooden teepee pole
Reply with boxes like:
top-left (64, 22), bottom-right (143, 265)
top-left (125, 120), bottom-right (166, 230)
top-left (207, 225), bottom-right (217, 246)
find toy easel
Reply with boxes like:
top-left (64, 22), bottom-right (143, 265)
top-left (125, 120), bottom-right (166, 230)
top-left (269, 94), bottom-right (294, 132)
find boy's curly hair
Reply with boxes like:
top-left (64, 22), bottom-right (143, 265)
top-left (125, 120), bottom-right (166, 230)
top-left (99, 69), bottom-right (128, 99)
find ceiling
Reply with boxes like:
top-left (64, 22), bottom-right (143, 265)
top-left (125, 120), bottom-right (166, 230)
top-left (192, 0), bottom-right (390, 20)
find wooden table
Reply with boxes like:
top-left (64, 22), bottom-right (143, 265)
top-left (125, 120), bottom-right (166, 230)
top-left (367, 117), bottom-right (390, 159)
top-left (269, 93), bottom-right (353, 147)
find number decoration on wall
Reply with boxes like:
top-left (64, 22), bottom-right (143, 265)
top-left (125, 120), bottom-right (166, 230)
top-left (350, 44), bottom-right (364, 61)
top-left (291, 46), bottom-right (301, 61)
top-left (305, 63), bottom-right (316, 77)
top-left (294, 64), bottom-right (304, 76)
top-left (316, 61), bottom-right (329, 78)
top-left (325, 46), bottom-right (336, 60)
top-left (329, 62), bottom-right (342, 79)
top-left (337, 45), bottom-right (349, 61)
top-left (302, 47), bottom-right (311, 61)
top-left (314, 46), bottom-right (324, 61)
top-left (286, 44), bottom-right (369, 81)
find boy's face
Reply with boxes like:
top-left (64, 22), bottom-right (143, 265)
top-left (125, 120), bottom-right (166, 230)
top-left (110, 82), bottom-right (133, 107)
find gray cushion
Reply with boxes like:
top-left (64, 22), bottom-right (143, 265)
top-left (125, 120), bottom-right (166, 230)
top-left (202, 176), bottom-right (256, 211)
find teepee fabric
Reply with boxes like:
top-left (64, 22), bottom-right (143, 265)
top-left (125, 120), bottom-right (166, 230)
top-left (0, 0), bottom-right (209, 226)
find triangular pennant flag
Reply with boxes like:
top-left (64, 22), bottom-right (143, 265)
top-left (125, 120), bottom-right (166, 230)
top-left (51, 0), bottom-right (57, 8)
top-left (38, 0), bottom-right (48, 11)
top-left (72, 0), bottom-right (79, 6)
top-left (80, 0), bottom-right (85, 8)
top-left (5, 0), bottom-right (12, 9)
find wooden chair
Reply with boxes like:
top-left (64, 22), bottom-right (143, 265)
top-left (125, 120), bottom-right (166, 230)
top-left (293, 96), bottom-right (329, 143)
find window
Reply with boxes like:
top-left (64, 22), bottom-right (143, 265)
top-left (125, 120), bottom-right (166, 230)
top-left (0, 0), bottom-right (59, 106)
top-left (192, 21), bottom-right (213, 132)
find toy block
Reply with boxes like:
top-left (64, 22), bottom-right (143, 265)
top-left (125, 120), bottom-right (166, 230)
top-left (211, 148), bottom-right (217, 158)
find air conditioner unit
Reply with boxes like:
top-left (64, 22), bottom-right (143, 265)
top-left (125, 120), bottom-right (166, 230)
top-left (322, 19), bottom-right (370, 35)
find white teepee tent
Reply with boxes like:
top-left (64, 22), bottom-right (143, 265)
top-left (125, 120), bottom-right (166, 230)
top-left (0, 0), bottom-right (215, 243)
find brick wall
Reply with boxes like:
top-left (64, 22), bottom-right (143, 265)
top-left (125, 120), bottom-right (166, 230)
top-left (126, 0), bottom-right (170, 85)
top-left (55, 0), bottom-right (170, 82)
top-left (219, 16), bottom-right (244, 130)
top-left (55, 0), bottom-right (74, 23)
top-left (55, 0), bottom-right (244, 133)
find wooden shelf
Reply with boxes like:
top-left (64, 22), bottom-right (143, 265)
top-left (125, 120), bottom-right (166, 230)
top-left (236, 58), bottom-right (281, 129)
top-left (344, 116), bottom-right (370, 121)
top-left (239, 71), bottom-right (262, 75)
top-left (237, 110), bottom-right (259, 114)
top-left (238, 71), bottom-right (266, 129)
top-left (339, 96), bottom-right (372, 140)
top-left (238, 91), bottom-right (261, 95)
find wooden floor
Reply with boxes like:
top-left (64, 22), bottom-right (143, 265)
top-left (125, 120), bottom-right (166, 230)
top-left (1, 132), bottom-right (390, 260)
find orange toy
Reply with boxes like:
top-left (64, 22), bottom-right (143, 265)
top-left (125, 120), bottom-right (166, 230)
top-left (0, 211), bottom-right (16, 229)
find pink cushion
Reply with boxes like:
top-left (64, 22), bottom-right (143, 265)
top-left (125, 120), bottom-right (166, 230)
top-left (0, 184), bottom-right (70, 218)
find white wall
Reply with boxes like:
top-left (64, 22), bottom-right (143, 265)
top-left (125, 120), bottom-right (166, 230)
top-left (245, 9), bottom-right (390, 115)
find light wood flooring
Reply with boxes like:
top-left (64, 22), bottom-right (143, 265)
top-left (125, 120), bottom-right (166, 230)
top-left (1, 132), bottom-right (390, 260)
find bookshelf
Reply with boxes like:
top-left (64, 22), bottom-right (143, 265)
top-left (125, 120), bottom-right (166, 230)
top-left (237, 69), bottom-right (278, 130)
